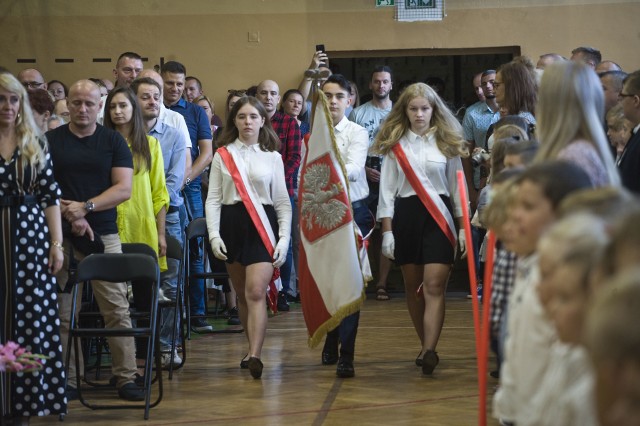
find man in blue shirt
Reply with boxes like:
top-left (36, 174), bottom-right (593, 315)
top-left (161, 61), bottom-right (213, 333)
top-left (132, 77), bottom-right (187, 364)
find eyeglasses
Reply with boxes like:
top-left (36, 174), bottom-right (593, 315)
top-left (227, 89), bottom-right (247, 97)
top-left (22, 81), bottom-right (44, 89)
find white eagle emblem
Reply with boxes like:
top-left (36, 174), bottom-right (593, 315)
top-left (301, 163), bottom-right (349, 231)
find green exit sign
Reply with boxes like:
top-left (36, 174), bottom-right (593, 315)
top-left (376, 0), bottom-right (395, 6)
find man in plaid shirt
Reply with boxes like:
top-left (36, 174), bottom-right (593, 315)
top-left (257, 79), bottom-right (301, 311)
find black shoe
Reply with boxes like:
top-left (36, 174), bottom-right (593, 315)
top-left (227, 306), bottom-right (241, 325)
top-left (277, 292), bottom-right (290, 312)
top-left (117, 382), bottom-right (145, 401)
top-left (240, 354), bottom-right (249, 369)
top-left (247, 357), bottom-right (263, 379)
top-left (422, 350), bottom-right (439, 375)
top-left (109, 373), bottom-right (145, 387)
top-left (285, 293), bottom-right (297, 303)
top-left (336, 358), bottom-right (355, 378)
top-left (322, 350), bottom-right (339, 365)
top-left (65, 386), bottom-right (78, 401)
top-left (191, 318), bottom-right (213, 333)
top-left (415, 352), bottom-right (423, 367)
top-left (490, 370), bottom-right (500, 379)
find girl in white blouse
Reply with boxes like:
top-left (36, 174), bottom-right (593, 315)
top-left (205, 96), bottom-right (292, 379)
top-left (373, 82), bottom-right (468, 375)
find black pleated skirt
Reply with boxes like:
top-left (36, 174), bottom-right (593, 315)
top-left (220, 203), bottom-right (279, 266)
top-left (392, 195), bottom-right (455, 266)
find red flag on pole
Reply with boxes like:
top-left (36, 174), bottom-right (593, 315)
top-left (299, 92), bottom-right (367, 348)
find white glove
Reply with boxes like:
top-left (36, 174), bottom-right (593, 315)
top-left (272, 239), bottom-right (289, 268)
top-left (210, 237), bottom-right (228, 261)
top-left (458, 229), bottom-right (467, 259)
top-left (381, 231), bottom-right (395, 260)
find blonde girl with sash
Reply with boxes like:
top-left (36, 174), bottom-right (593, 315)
top-left (373, 83), bottom-right (469, 375)
top-left (205, 97), bottom-right (291, 379)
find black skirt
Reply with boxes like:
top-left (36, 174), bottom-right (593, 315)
top-left (220, 203), bottom-right (279, 266)
top-left (392, 195), bottom-right (455, 266)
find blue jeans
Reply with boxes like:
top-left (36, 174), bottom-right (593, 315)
top-left (278, 196), bottom-right (295, 295)
top-left (183, 184), bottom-right (206, 316)
top-left (158, 209), bottom-right (184, 349)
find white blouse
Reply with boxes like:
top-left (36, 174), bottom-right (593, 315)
top-left (377, 129), bottom-right (464, 220)
top-left (205, 139), bottom-right (292, 241)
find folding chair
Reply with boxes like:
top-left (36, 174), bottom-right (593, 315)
top-left (184, 217), bottom-right (243, 339)
top-left (65, 252), bottom-right (162, 420)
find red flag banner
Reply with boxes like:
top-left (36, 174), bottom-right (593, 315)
top-left (299, 92), bottom-right (366, 348)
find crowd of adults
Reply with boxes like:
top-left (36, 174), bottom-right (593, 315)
top-left (1, 44), bottom-right (640, 425)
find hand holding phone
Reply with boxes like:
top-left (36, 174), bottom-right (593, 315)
top-left (314, 44), bottom-right (328, 67)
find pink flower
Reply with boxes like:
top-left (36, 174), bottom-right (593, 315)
top-left (0, 341), bottom-right (49, 373)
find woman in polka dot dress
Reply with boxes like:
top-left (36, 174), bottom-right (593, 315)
top-left (0, 73), bottom-right (67, 424)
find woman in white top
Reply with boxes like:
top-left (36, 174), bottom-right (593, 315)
top-left (373, 82), bottom-right (468, 375)
top-left (205, 96), bottom-right (292, 379)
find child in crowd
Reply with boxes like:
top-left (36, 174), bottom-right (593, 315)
top-left (585, 267), bottom-right (640, 426)
top-left (482, 168), bottom-right (522, 376)
top-left (527, 213), bottom-right (608, 425)
top-left (492, 161), bottom-right (593, 425)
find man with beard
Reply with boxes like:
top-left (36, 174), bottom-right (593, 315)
top-left (348, 66), bottom-right (393, 301)
top-left (462, 69), bottom-right (501, 204)
top-left (131, 76), bottom-right (187, 365)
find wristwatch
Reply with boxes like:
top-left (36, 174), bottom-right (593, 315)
top-left (185, 177), bottom-right (192, 186)
top-left (84, 200), bottom-right (95, 213)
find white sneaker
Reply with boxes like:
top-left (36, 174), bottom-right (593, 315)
top-left (161, 349), bottom-right (182, 368)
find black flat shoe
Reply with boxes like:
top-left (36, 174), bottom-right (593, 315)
top-left (248, 357), bottom-right (263, 379)
top-left (422, 350), bottom-right (439, 375)
top-left (336, 358), bottom-right (355, 378)
top-left (415, 352), bottom-right (423, 367)
top-left (240, 354), bottom-right (249, 369)
top-left (322, 350), bottom-right (339, 365)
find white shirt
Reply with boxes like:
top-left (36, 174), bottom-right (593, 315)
top-left (493, 254), bottom-right (558, 423)
top-left (377, 130), bottom-right (464, 220)
top-left (205, 139), bottom-right (291, 241)
top-left (159, 104), bottom-right (192, 149)
top-left (334, 116), bottom-right (369, 203)
top-left (522, 342), bottom-right (597, 426)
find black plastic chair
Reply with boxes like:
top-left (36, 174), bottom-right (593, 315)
top-left (162, 235), bottom-right (186, 378)
top-left (65, 252), bottom-right (162, 420)
top-left (184, 217), bottom-right (243, 339)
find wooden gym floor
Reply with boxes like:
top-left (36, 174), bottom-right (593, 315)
top-left (32, 296), bottom-right (498, 425)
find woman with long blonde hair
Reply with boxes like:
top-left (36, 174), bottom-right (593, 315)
top-left (373, 82), bottom-right (468, 375)
top-left (0, 72), bottom-right (66, 424)
top-left (535, 61), bottom-right (620, 187)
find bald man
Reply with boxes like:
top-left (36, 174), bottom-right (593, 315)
top-left (17, 68), bottom-right (47, 91)
top-left (256, 79), bottom-right (301, 309)
top-left (536, 53), bottom-right (565, 70)
top-left (45, 80), bottom-right (144, 402)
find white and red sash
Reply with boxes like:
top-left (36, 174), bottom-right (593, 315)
top-left (217, 144), bottom-right (281, 313)
top-left (392, 143), bottom-right (456, 248)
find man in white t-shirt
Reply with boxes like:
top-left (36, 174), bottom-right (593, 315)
top-left (348, 65), bottom-right (393, 301)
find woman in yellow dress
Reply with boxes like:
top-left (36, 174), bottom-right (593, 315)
top-left (104, 86), bottom-right (170, 367)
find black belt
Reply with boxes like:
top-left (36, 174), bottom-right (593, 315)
top-left (352, 199), bottom-right (368, 210)
top-left (168, 205), bottom-right (179, 214)
top-left (0, 195), bottom-right (37, 207)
